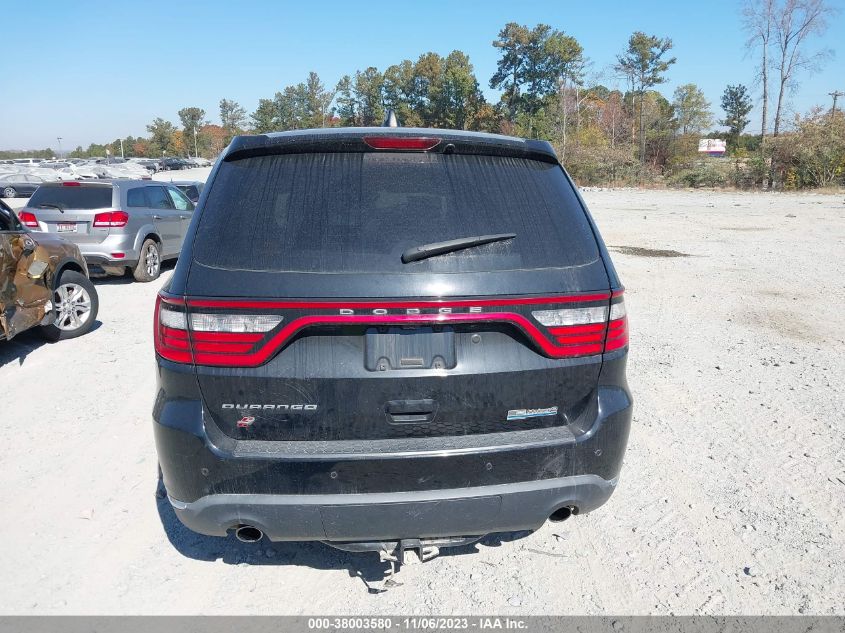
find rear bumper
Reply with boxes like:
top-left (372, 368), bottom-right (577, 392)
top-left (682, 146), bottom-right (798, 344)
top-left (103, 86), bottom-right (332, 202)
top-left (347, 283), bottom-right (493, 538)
top-left (169, 473), bottom-right (618, 541)
top-left (84, 254), bottom-right (135, 276)
top-left (154, 352), bottom-right (632, 542)
top-left (81, 235), bottom-right (138, 275)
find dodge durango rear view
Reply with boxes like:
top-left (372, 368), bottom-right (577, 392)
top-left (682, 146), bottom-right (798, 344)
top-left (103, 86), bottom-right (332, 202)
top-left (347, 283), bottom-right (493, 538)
top-left (152, 125), bottom-right (632, 561)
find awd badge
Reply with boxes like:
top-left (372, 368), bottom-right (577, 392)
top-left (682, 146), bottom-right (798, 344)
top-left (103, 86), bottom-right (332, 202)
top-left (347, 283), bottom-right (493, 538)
top-left (506, 406), bottom-right (558, 421)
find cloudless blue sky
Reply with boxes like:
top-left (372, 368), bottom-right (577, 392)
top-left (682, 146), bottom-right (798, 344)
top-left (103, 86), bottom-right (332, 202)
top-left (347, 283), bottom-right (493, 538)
top-left (1, 0), bottom-right (843, 150)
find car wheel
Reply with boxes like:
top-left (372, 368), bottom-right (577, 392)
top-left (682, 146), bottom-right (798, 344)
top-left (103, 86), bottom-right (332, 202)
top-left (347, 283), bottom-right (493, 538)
top-left (133, 238), bottom-right (161, 282)
top-left (3, 186), bottom-right (16, 198)
top-left (40, 270), bottom-right (99, 341)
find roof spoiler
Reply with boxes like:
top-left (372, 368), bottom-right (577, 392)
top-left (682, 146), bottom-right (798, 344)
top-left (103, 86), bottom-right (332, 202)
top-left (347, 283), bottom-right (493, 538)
top-left (225, 130), bottom-right (559, 165)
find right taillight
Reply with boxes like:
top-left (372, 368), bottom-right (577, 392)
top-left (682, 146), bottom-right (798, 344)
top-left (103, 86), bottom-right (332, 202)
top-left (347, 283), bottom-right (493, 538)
top-left (18, 211), bottom-right (38, 228)
top-left (604, 295), bottom-right (629, 352)
top-left (531, 290), bottom-right (628, 356)
top-left (92, 211), bottom-right (129, 227)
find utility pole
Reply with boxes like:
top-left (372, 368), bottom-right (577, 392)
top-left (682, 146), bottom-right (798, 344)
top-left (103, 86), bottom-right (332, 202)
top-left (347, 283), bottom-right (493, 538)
top-left (829, 91), bottom-right (844, 116)
top-left (193, 127), bottom-right (198, 159)
top-left (56, 137), bottom-right (62, 159)
top-left (120, 139), bottom-right (125, 159)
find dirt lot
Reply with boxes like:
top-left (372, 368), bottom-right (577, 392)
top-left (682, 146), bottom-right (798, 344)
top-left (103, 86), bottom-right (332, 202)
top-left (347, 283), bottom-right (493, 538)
top-left (1, 187), bottom-right (843, 614)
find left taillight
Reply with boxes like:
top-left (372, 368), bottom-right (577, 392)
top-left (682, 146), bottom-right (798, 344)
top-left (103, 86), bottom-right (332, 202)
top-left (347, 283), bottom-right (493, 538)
top-left (154, 294), bottom-right (282, 365)
top-left (154, 295), bottom-right (192, 364)
top-left (18, 211), bottom-right (38, 228)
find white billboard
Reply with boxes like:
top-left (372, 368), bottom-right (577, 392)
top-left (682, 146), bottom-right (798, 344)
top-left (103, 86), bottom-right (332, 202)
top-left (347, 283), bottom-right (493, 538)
top-left (698, 139), bottom-right (727, 155)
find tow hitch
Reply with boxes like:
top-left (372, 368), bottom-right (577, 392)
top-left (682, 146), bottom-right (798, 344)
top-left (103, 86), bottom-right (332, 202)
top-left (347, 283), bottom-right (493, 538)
top-left (328, 535), bottom-right (481, 587)
top-left (383, 538), bottom-right (443, 566)
top-left (376, 540), bottom-right (441, 589)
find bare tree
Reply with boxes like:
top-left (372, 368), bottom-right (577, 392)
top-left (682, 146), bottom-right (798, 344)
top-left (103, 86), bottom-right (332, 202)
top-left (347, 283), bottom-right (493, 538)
top-left (744, 0), bottom-right (834, 138)
top-left (554, 59), bottom-right (589, 159)
top-left (770, 0), bottom-right (834, 136)
top-left (743, 0), bottom-right (776, 139)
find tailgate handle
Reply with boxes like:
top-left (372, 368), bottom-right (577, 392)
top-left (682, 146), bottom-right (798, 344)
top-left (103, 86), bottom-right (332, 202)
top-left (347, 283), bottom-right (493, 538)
top-left (385, 399), bottom-right (438, 424)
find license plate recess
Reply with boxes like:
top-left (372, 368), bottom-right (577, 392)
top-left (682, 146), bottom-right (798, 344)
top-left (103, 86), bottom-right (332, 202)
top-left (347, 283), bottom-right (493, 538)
top-left (365, 327), bottom-right (456, 371)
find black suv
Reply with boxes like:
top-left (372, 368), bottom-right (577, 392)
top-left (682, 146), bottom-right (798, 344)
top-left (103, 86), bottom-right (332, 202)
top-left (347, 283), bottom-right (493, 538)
top-left (153, 127), bottom-right (632, 558)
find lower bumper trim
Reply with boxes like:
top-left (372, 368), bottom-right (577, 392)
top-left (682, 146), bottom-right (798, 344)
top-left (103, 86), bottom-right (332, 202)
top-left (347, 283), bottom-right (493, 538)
top-left (169, 473), bottom-right (618, 542)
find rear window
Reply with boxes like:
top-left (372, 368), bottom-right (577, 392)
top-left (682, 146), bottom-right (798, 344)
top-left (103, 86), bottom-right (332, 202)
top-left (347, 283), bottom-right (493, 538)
top-left (28, 185), bottom-right (112, 210)
top-left (193, 152), bottom-right (599, 274)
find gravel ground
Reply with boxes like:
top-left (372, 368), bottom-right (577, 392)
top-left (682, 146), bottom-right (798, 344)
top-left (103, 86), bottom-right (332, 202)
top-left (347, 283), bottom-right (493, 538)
top-left (1, 186), bottom-right (843, 614)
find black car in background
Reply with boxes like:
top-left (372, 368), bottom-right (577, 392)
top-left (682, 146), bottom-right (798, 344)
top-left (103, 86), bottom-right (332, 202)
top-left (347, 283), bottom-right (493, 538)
top-left (161, 157), bottom-right (190, 171)
top-left (0, 173), bottom-right (43, 198)
top-left (153, 125), bottom-right (632, 561)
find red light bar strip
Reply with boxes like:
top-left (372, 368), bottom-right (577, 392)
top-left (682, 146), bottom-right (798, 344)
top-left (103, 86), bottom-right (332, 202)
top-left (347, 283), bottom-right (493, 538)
top-left (189, 312), bottom-right (598, 367)
top-left (157, 293), bottom-right (620, 367)
top-left (187, 292), bottom-right (611, 311)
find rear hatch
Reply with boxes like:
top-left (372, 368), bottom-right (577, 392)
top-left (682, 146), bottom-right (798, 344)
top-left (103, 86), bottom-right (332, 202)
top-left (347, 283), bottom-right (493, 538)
top-left (165, 136), bottom-right (619, 442)
top-left (23, 182), bottom-right (115, 245)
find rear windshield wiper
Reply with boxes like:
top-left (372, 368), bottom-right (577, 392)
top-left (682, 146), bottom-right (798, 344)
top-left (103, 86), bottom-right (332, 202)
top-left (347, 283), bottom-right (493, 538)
top-left (401, 233), bottom-right (516, 264)
top-left (34, 203), bottom-right (64, 212)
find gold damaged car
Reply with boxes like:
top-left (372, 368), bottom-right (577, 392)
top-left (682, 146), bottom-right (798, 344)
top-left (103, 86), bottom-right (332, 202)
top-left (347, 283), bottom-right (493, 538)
top-left (1, 200), bottom-right (98, 342)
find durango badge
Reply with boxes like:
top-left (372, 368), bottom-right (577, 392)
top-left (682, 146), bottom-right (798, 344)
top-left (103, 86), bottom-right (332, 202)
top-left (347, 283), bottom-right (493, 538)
top-left (222, 403), bottom-right (318, 411)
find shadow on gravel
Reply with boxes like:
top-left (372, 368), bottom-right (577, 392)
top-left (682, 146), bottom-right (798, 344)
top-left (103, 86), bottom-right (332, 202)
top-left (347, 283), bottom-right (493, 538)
top-left (91, 275), bottom-right (135, 286)
top-left (609, 245), bottom-right (691, 258)
top-left (0, 320), bottom-right (102, 367)
top-left (91, 260), bottom-right (176, 286)
top-left (156, 487), bottom-right (531, 590)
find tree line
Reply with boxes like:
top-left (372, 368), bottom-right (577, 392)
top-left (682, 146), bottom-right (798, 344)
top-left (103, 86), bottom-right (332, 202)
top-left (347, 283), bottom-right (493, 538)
top-left (19, 0), bottom-right (842, 190)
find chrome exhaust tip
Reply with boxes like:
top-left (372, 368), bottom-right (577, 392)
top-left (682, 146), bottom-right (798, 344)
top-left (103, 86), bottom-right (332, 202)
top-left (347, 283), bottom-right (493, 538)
top-left (548, 506), bottom-right (575, 523)
top-left (235, 525), bottom-right (263, 543)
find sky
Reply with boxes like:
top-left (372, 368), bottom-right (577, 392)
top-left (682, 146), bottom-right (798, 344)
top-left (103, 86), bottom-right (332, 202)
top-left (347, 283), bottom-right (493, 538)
top-left (1, 0), bottom-right (843, 151)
